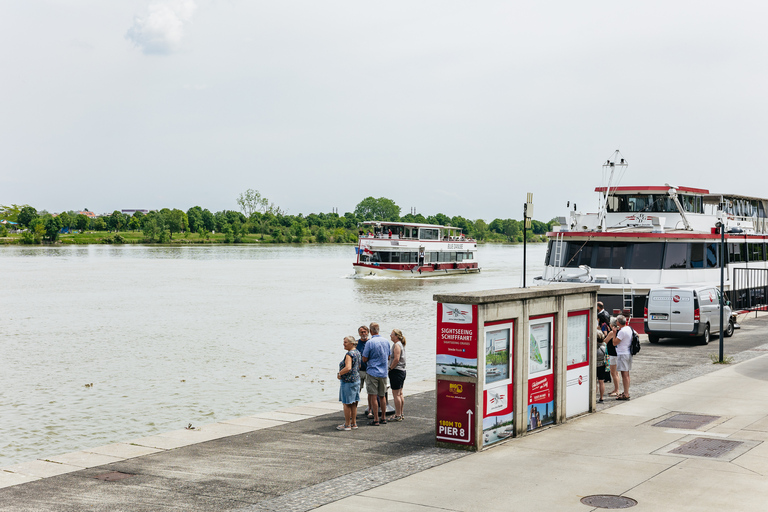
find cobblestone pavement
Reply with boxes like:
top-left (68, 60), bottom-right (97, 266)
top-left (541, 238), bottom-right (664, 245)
top-left (237, 448), bottom-right (468, 512)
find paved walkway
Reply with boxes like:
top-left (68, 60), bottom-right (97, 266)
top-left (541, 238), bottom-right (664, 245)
top-left (3, 316), bottom-right (768, 511)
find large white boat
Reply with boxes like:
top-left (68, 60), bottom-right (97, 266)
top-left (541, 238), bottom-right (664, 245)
top-left (536, 151), bottom-right (768, 332)
top-left (353, 221), bottom-right (480, 277)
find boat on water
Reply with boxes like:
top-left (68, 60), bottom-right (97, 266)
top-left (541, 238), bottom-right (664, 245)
top-left (536, 151), bottom-right (768, 332)
top-left (353, 221), bottom-right (480, 277)
top-left (456, 368), bottom-right (478, 378)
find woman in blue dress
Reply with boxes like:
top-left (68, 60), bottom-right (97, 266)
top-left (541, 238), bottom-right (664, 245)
top-left (336, 336), bottom-right (361, 430)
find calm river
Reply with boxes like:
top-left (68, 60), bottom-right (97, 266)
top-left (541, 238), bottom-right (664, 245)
top-left (0, 243), bottom-right (547, 467)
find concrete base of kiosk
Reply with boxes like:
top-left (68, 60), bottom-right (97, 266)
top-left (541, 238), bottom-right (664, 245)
top-left (434, 284), bottom-right (600, 451)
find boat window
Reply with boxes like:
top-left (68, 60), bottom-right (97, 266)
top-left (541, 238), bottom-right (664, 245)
top-left (628, 242), bottom-right (663, 269)
top-left (595, 243), bottom-right (612, 268)
top-left (749, 243), bottom-right (762, 261)
top-left (391, 252), bottom-right (400, 263)
top-left (728, 243), bottom-right (743, 263)
top-left (664, 243), bottom-right (689, 269)
top-left (545, 241), bottom-right (553, 266)
top-left (690, 243), bottom-right (704, 268)
top-left (466, 252), bottom-right (473, 260)
top-left (579, 244), bottom-right (593, 267)
top-left (564, 241), bottom-right (583, 268)
top-left (428, 251), bottom-right (438, 263)
top-left (420, 228), bottom-right (439, 240)
top-left (706, 243), bottom-right (719, 268)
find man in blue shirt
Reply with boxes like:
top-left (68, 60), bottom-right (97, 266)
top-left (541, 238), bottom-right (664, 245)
top-left (362, 322), bottom-right (391, 425)
top-left (356, 325), bottom-right (372, 417)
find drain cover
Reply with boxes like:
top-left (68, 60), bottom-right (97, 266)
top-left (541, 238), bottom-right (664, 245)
top-left (580, 495), bottom-right (637, 508)
top-left (653, 414), bottom-right (719, 430)
top-left (670, 437), bottom-right (744, 458)
top-left (93, 471), bottom-right (134, 481)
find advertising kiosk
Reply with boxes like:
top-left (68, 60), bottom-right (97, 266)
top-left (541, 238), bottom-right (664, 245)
top-left (434, 284), bottom-right (599, 451)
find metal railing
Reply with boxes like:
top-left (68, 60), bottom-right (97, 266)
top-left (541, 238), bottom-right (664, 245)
top-left (732, 268), bottom-right (768, 311)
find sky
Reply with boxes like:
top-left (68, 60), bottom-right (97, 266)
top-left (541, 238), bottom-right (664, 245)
top-left (2, 1), bottom-right (767, 222)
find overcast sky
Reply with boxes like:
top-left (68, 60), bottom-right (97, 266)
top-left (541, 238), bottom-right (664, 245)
top-left (2, 1), bottom-right (766, 222)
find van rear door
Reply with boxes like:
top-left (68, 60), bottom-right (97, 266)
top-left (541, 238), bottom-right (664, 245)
top-left (670, 289), bottom-right (695, 332)
top-left (647, 289), bottom-right (673, 332)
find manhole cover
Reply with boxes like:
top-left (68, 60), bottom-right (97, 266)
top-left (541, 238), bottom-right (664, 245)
top-left (653, 414), bottom-right (719, 430)
top-left (93, 471), bottom-right (134, 481)
top-left (580, 495), bottom-right (637, 508)
top-left (670, 437), bottom-right (744, 458)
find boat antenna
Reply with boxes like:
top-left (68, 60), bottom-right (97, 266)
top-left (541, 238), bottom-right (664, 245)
top-left (598, 150), bottom-right (628, 231)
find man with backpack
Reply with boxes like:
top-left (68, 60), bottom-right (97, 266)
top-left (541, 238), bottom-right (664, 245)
top-left (604, 315), bottom-right (633, 400)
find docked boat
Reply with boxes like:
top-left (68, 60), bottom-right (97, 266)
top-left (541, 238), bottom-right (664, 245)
top-left (536, 151), bottom-right (768, 332)
top-left (354, 221), bottom-right (480, 277)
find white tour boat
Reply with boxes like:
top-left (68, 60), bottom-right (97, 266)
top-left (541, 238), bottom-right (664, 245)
top-left (354, 221), bottom-right (480, 277)
top-left (536, 151), bottom-right (768, 332)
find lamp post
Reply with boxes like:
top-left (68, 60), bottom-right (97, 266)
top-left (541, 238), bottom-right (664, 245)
top-left (523, 193), bottom-right (533, 288)
top-left (717, 215), bottom-right (725, 363)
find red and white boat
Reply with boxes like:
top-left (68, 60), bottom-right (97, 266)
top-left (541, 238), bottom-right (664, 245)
top-left (536, 151), bottom-right (768, 332)
top-left (354, 221), bottom-right (480, 277)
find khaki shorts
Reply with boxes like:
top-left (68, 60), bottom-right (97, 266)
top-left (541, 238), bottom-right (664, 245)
top-left (366, 374), bottom-right (387, 396)
top-left (358, 370), bottom-right (367, 391)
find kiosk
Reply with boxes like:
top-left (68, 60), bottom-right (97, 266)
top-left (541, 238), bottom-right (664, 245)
top-left (434, 284), bottom-right (599, 451)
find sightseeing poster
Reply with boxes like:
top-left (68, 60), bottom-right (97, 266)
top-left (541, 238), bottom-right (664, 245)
top-left (483, 382), bottom-right (513, 446)
top-left (436, 380), bottom-right (476, 446)
top-left (484, 320), bottom-right (513, 386)
top-left (528, 315), bottom-right (554, 431)
top-left (566, 310), bottom-right (590, 418)
top-left (436, 303), bottom-right (478, 377)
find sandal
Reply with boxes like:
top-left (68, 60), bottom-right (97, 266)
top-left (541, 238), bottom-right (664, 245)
top-left (380, 418), bottom-right (387, 425)
top-left (393, 415), bottom-right (404, 421)
top-left (351, 424), bottom-right (358, 429)
top-left (608, 392), bottom-right (619, 397)
top-left (617, 394), bottom-right (631, 401)
top-left (336, 424), bottom-right (351, 431)
top-left (368, 420), bottom-right (380, 426)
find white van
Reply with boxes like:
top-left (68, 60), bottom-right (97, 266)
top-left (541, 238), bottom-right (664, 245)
top-left (644, 285), bottom-right (734, 345)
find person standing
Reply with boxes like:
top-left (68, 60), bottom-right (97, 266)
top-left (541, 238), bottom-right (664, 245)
top-left (362, 322), bottom-right (390, 425)
top-left (605, 315), bottom-right (632, 400)
top-left (595, 328), bottom-right (610, 403)
top-left (336, 336), bottom-right (361, 431)
top-left (388, 329), bottom-right (407, 421)
top-left (356, 325), bottom-right (371, 416)
top-left (597, 301), bottom-right (611, 331)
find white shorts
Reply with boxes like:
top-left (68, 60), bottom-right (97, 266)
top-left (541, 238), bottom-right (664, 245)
top-left (616, 354), bottom-right (632, 372)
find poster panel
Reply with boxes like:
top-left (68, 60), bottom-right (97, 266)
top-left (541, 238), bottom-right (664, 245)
top-left (436, 380), bottom-right (476, 446)
top-left (484, 321), bottom-right (513, 386)
top-left (528, 315), bottom-right (554, 431)
top-left (483, 383), bottom-right (513, 446)
top-left (436, 303), bottom-right (478, 378)
top-left (566, 310), bottom-right (590, 418)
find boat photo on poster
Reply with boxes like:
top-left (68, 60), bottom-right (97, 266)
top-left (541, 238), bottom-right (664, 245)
top-left (482, 320), bottom-right (514, 446)
top-left (528, 315), bottom-right (555, 431)
top-left (436, 303), bottom-right (478, 377)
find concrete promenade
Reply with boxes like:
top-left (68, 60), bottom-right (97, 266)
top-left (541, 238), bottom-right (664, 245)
top-left (3, 317), bottom-right (768, 510)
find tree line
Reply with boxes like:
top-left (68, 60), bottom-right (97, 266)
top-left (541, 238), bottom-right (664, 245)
top-left (0, 193), bottom-right (557, 245)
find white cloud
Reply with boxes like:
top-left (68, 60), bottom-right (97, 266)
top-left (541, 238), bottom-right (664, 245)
top-left (126, 0), bottom-right (197, 55)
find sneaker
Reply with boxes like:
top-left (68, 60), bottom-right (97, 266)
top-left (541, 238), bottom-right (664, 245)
top-left (336, 424), bottom-right (351, 431)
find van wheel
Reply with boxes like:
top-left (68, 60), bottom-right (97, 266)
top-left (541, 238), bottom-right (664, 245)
top-left (699, 325), bottom-right (710, 345)
top-left (648, 334), bottom-right (659, 344)
top-left (724, 319), bottom-right (735, 338)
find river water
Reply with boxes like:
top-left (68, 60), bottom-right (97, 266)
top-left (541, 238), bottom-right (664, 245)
top-left (0, 243), bottom-right (547, 467)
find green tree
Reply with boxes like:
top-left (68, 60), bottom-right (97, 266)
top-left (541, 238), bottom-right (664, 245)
top-left (187, 206), bottom-right (203, 233)
top-left (316, 227), bottom-right (329, 243)
top-left (75, 214), bottom-right (90, 232)
top-left (0, 204), bottom-right (25, 222)
top-left (18, 206), bottom-right (38, 228)
top-left (43, 214), bottom-right (62, 242)
top-left (354, 197), bottom-right (401, 221)
top-left (93, 217), bottom-right (107, 231)
top-left (107, 211), bottom-right (125, 232)
top-left (58, 212), bottom-right (72, 233)
top-left (237, 189), bottom-right (283, 216)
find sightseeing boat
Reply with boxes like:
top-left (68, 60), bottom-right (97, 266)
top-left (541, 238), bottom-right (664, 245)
top-left (353, 221), bottom-right (480, 277)
top-left (536, 151), bottom-right (768, 332)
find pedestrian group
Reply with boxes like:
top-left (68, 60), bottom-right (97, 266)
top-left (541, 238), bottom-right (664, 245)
top-left (336, 322), bottom-right (406, 430)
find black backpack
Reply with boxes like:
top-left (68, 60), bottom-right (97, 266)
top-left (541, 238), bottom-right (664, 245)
top-left (630, 328), bottom-right (641, 356)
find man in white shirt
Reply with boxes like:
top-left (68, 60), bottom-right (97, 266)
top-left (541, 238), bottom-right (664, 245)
top-left (605, 315), bottom-right (632, 400)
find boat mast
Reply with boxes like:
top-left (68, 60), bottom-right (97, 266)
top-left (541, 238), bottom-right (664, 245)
top-left (665, 184), bottom-right (693, 231)
top-left (597, 150), bottom-right (628, 232)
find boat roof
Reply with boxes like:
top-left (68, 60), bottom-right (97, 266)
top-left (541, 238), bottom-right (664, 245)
top-left (359, 221), bottom-right (462, 231)
top-left (593, 186), bottom-right (710, 195)
top-left (701, 193), bottom-right (768, 204)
